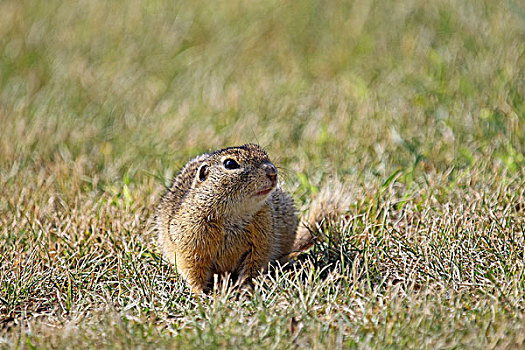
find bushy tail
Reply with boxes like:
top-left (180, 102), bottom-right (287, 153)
top-left (291, 182), bottom-right (354, 254)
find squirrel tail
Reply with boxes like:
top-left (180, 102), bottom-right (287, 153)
top-left (291, 182), bottom-right (353, 254)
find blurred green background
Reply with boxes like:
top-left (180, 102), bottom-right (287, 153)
top-left (1, 0), bottom-right (523, 194)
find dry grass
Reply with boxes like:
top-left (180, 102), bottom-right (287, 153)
top-left (1, 0), bottom-right (525, 348)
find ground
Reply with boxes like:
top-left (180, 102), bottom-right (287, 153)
top-left (1, 0), bottom-right (524, 348)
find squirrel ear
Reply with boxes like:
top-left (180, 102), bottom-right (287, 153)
top-left (197, 164), bottom-right (209, 182)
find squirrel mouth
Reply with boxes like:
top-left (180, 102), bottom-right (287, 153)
top-left (254, 177), bottom-right (277, 197)
top-left (254, 187), bottom-right (274, 197)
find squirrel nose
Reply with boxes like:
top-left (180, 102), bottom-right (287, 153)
top-left (262, 162), bottom-right (277, 182)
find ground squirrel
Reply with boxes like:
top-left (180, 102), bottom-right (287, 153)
top-left (156, 144), bottom-right (300, 293)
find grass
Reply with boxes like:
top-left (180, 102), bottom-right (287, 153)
top-left (1, 0), bottom-right (524, 348)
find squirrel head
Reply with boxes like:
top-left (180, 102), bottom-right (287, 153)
top-left (191, 144), bottom-right (278, 217)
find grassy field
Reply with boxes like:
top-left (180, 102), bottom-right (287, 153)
top-left (1, 0), bottom-right (524, 348)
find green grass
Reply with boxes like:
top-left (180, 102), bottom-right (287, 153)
top-left (1, 0), bottom-right (524, 348)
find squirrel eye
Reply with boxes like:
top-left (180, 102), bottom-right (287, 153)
top-left (223, 158), bottom-right (240, 170)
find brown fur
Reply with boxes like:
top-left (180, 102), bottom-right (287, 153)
top-left (156, 144), bottom-right (298, 293)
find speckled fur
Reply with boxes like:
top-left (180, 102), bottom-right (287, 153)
top-left (156, 144), bottom-right (298, 293)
